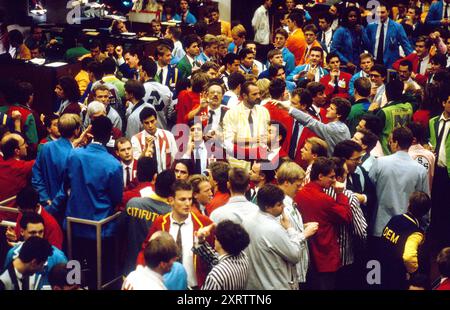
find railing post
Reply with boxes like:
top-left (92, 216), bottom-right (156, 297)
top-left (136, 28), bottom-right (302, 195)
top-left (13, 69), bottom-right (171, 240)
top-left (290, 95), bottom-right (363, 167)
top-left (66, 219), bottom-right (73, 260)
top-left (96, 223), bottom-right (102, 291)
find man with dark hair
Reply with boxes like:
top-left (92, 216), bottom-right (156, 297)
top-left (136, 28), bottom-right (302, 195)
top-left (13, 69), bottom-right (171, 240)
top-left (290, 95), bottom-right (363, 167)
top-left (247, 159), bottom-right (276, 203)
top-left (131, 107), bottom-right (177, 172)
top-left (222, 72), bottom-right (245, 108)
top-left (320, 53), bottom-right (353, 100)
top-left (121, 157), bottom-right (158, 208)
top-left (223, 81), bottom-right (270, 158)
top-left (378, 191), bottom-right (431, 289)
top-left (286, 9), bottom-right (307, 65)
top-left (366, 2), bottom-right (413, 68)
top-left (347, 77), bottom-right (372, 135)
top-left (352, 128), bottom-right (379, 172)
top-left (137, 180), bottom-right (214, 289)
top-left (273, 27), bottom-right (296, 75)
top-left (407, 122), bottom-right (436, 192)
top-left (429, 90), bottom-right (450, 251)
top-left (287, 47), bottom-right (328, 84)
top-left (375, 79), bottom-right (415, 155)
top-left (396, 59), bottom-right (420, 92)
top-left (295, 157), bottom-right (352, 290)
top-left (210, 167), bottom-right (258, 224)
top-left (62, 116), bottom-right (123, 289)
top-left (333, 140), bottom-right (377, 225)
top-left (238, 48), bottom-right (257, 75)
top-left (32, 114), bottom-right (82, 212)
top-left (206, 161), bottom-right (230, 215)
top-left (37, 114), bottom-right (60, 153)
top-left (124, 170), bottom-right (175, 275)
top-left (279, 97), bottom-right (351, 155)
top-left (3, 213), bottom-right (67, 290)
top-left (369, 64), bottom-right (388, 107)
top-left (177, 34), bottom-right (202, 81)
top-left (369, 127), bottom-right (429, 239)
top-left (220, 53), bottom-right (240, 90)
top-left (0, 237), bottom-right (53, 290)
top-left (193, 220), bottom-right (250, 290)
top-left (436, 247), bottom-right (450, 290)
top-left (125, 79), bottom-right (148, 138)
top-left (121, 47), bottom-right (142, 80)
top-left (317, 12), bottom-right (335, 54)
top-left (8, 186), bottom-right (63, 250)
top-left (243, 183), bottom-right (302, 289)
top-left (139, 58), bottom-right (173, 130)
top-left (123, 231), bottom-right (179, 290)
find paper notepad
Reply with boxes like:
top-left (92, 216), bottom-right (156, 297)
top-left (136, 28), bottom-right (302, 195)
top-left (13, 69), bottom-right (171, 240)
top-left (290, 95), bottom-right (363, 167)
top-left (138, 37), bottom-right (158, 42)
top-left (45, 62), bottom-right (68, 67)
top-left (85, 31), bottom-right (100, 36)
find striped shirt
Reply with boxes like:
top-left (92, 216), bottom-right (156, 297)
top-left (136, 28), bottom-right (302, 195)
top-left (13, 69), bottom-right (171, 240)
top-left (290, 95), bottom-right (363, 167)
top-left (193, 242), bottom-right (249, 290)
top-left (324, 187), bottom-right (368, 266)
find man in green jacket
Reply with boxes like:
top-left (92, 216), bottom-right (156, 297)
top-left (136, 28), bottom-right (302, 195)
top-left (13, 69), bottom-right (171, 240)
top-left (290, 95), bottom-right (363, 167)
top-left (177, 34), bottom-right (202, 82)
top-left (429, 90), bottom-right (450, 251)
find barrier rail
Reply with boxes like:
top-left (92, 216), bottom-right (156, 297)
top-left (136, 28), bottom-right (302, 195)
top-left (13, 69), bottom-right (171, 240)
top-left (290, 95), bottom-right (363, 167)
top-left (66, 211), bottom-right (122, 290)
top-left (0, 196), bottom-right (19, 228)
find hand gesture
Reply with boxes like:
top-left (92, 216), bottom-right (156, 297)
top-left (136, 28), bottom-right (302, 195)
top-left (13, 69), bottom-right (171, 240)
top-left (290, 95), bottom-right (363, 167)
top-left (306, 66), bottom-right (316, 80)
top-left (195, 223), bottom-right (216, 243)
top-left (251, 63), bottom-right (259, 75)
top-left (115, 45), bottom-right (123, 58)
top-left (280, 211), bottom-right (292, 230)
top-left (73, 125), bottom-right (93, 147)
top-left (11, 110), bottom-right (22, 121)
top-left (303, 222), bottom-right (319, 238)
top-left (334, 181), bottom-right (345, 194)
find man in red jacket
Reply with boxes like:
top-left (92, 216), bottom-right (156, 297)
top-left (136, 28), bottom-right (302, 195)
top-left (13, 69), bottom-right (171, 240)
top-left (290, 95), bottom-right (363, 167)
top-left (0, 133), bottom-right (34, 221)
top-left (320, 53), bottom-right (352, 101)
top-left (136, 180), bottom-right (213, 289)
top-left (295, 156), bottom-right (352, 290)
top-left (7, 186), bottom-right (63, 250)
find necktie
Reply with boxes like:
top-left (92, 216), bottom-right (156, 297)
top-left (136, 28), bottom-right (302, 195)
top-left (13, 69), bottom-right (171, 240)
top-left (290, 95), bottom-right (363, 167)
top-left (417, 58), bottom-right (423, 74)
top-left (158, 69), bottom-right (164, 84)
top-left (435, 119), bottom-right (449, 163)
top-left (208, 110), bottom-right (215, 125)
top-left (125, 166), bottom-right (131, 187)
top-left (333, 75), bottom-right (339, 94)
top-left (445, 3), bottom-right (448, 19)
top-left (289, 120), bottom-right (300, 159)
top-left (175, 222), bottom-right (184, 263)
top-left (248, 110), bottom-right (254, 137)
top-left (195, 147), bottom-right (202, 174)
top-left (21, 275), bottom-right (30, 290)
top-left (322, 32), bottom-right (325, 43)
top-left (377, 22), bottom-right (385, 64)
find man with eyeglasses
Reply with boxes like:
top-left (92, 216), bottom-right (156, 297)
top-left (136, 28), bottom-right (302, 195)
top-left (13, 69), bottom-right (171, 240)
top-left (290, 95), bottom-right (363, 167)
top-left (369, 64), bottom-right (388, 108)
top-left (295, 157), bottom-right (352, 290)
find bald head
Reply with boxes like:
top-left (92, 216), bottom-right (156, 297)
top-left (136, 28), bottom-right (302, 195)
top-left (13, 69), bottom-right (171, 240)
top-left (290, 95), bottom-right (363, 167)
top-left (1, 133), bottom-right (27, 160)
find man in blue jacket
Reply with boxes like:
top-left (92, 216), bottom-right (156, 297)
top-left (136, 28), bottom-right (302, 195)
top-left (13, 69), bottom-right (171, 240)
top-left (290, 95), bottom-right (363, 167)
top-left (425, 0), bottom-right (450, 30)
top-left (62, 116), bottom-right (123, 289)
top-left (32, 114), bottom-right (81, 216)
top-left (365, 2), bottom-right (414, 68)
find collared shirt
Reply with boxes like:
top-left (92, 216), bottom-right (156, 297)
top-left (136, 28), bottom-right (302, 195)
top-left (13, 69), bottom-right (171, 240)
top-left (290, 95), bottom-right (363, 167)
top-left (186, 54), bottom-right (196, 68)
top-left (172, 40), bottom-right (185, 64)
top-left (417, 54), bottom-right (430, 75)
top-left (157, 63), bottom-right (168, 85)
top-left (322, 28), bottom-right (333, 51)
top-left (122, 265), bottom-right (167, 290)
top-left (207, 105), bottom-right (223, 131)
top-left (181, 141), bottom-right (208, 174)
top-left (437, 114), bottom-right (450, 168)
top-left (210, 195), bottom-right (258, 224)
top-left (375, 19), bottom-right (389, 59)
top-left (122, 160), bottom-right (134, 186)
top-left (223, 102), bottom-right (270, 153)
top-left (222, 90), bottom-right (240, 109)
top-left (169, 213), bottom-right (196, 287)
top-left (408, 143), bottom-right (436, 192)
top-left (252, 5), bottom-right (270, 45)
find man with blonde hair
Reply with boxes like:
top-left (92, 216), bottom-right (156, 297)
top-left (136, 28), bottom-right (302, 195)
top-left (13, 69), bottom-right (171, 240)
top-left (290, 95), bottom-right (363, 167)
top-left (300, 136), bottom-right (328, 185)
top-left (32, 114), bottom-right (82, 212)
top-left (277, 161), bottom-right (318, 285)
top-left (122, 231), bottom-right (179, 290)
top-left (197, 34), bottom-right (218, 65)
top-left (228, 24), bottom-right (246, 54)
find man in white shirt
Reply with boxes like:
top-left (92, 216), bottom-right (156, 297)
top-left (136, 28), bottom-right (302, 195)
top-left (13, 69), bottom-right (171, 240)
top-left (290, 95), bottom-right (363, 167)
top-left (210, 167), bottom-right (259, 224)
top-left (131, 107), bottom-right (177, 172)
top-left (122, 231), bottom-right (178, 290)
top-left (140, 58), bottom-right (173, 130)
top-left (252, 0), bottom-right (272, 61)
top-left (223, 81), bottom-right (270, 156)
top-left (222, 72), bottom-right (245, 109)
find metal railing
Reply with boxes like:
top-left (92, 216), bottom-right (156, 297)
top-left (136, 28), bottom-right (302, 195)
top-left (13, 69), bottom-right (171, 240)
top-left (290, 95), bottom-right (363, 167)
top-left (66, 211), bottom-right (122, 290)
top-left (0, 196), bottom-right (18, 228)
